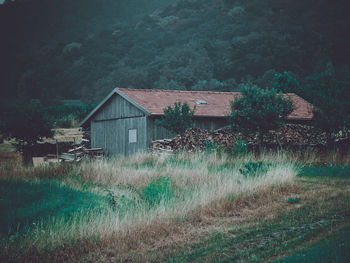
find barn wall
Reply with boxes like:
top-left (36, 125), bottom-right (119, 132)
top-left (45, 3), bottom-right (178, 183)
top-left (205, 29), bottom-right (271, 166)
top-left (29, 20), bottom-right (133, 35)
top-left (90, 94), bottom-right (147, 156)
top-left (147, 117), bottom-right (176, 146)
top-left (193, 117), bottom-right (228, 131)
top-left (91, 116), bottom-right (147, 156)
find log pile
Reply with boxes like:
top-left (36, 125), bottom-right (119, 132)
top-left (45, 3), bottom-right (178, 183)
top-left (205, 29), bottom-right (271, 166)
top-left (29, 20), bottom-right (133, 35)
top-left (150, 124), bottom-right (342, 153)
top-left (58, 127), bottom-right (103, 163)
top-left (59, 146), bottom-right (104, 162)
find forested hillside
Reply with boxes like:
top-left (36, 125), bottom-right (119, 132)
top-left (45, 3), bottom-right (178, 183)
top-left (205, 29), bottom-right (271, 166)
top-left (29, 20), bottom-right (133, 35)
top-left (1, 0), bottom-right (350, 104)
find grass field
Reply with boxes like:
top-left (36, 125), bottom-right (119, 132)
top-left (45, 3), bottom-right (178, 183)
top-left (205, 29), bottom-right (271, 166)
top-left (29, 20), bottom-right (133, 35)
top-left (0, 151), bottom-right (349, 262)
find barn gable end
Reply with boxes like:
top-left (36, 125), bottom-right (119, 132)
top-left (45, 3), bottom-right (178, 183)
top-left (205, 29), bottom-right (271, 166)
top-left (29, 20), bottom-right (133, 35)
top-left (87, 92), bottom-right (149, 156)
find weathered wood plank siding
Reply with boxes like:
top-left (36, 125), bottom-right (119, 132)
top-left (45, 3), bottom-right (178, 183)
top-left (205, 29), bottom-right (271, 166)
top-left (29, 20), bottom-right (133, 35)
top-left (94, 95), bottom-right (144, 121)
top-left (193, 117), bottom-right (228, 131)
top-left (91, 116), bottom-right (147, 156)
top-left (90, 94), bottom-right (147, 156)
top-left (147, 117), bottom-right (176, 146)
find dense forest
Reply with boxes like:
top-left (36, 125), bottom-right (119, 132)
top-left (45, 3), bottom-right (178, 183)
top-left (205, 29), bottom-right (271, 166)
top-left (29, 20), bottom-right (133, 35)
top-left (1, 0), bottom-right (350, 105)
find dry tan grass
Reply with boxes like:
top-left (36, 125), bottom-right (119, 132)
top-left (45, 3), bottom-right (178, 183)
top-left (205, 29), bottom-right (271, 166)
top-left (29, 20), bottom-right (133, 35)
top-left (0, 151), bottom-right (299, 260)
top-left (3, 163), bottom-right (350, 263)
top-left (83, 174), bottom-right (349, 263)
top-left (6, 150), bottom-right (350, 262)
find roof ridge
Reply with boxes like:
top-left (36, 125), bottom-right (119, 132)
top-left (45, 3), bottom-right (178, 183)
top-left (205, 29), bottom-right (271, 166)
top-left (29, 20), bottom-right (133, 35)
top-left (117, 87), bottom-right (238, 95)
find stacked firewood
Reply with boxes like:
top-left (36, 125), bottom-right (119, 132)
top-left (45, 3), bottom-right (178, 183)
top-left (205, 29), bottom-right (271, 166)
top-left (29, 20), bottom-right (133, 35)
top-left (150, 124), bottom-right (342, 152)
top-left (59, 145), bottom-right (103, 162)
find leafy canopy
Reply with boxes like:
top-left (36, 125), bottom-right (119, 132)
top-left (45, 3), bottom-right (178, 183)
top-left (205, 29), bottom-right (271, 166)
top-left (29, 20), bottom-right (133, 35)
top-left (156, 102), bottom-right (195, 136)
top-left (305, 67), bottom-right (350, 140)
top-left (270, 72), bottom-right (300, 93)
top-left (228, 86), bottom-right (293, 135)
top-left (0, 102), bottom-right (54, 157)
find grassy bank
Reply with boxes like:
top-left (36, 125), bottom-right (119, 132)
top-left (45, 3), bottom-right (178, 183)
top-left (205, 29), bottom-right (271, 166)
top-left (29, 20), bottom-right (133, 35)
top-left (0, 151), bottom-right (349, 262)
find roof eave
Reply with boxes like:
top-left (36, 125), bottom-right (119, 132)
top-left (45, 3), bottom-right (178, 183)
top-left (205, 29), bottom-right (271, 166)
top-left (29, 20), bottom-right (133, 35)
top-left (79, 88), bottom-right (151, 127)
top-left (150, 114), bottom-right (229, 118)
top-left (150, 114), bottom-right (313, 121)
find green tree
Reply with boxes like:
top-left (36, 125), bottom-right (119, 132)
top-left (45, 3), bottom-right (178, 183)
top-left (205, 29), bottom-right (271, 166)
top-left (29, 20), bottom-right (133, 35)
top-left (228, 86), bottom-right (293, 150)
top-left (270, 72), bottom-right (300, 93)
top-left (303, 64), bottom-right (350, 146)
top-left (0, 102), bottom-right (54, 163)
top-left (156, 102), bottom-right (195, 140)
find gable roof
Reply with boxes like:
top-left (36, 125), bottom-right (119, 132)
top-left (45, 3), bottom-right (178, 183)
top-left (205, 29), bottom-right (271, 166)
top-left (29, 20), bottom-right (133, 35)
top-left (80, 88), bottom-right (314, 127)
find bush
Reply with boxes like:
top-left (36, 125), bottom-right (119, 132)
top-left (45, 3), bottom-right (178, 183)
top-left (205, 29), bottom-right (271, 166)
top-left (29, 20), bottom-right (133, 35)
top-left (239, 161), bottom-right (269, 177)
top-left (156, 102), bottom-right (195, 137)
top-left (228, 85), bottom-right (293, 150)
top-left (142, 176), bottom-right (174, 207)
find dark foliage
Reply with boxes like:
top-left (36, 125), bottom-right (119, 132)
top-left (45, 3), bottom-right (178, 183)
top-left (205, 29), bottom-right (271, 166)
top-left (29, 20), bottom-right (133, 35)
top-left (0, 0), bottom-right (349, 104)
top-left (156, 102), bottom-right (195, 137)
top-left (285, 63), bottom-right (350, 145)
top-left (0, 0), bottom-right (350, 144)
top-left (228, 86), bottom-right (293, 147)
top-left (0, 102), bottom-right (54, 162)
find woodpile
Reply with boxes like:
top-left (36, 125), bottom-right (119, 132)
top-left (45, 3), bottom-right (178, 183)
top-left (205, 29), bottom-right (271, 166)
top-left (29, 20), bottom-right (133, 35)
top-left (59, 129), bottom-right (102, 162)
top-left (150, 124), bottom-right (344, 153)
top-left (59, 146), bottom-right (103, 162)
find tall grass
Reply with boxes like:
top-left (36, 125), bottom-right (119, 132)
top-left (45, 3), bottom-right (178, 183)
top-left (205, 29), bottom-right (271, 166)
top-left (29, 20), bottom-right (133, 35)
top-left (1, 151), bottom-right (299, 257)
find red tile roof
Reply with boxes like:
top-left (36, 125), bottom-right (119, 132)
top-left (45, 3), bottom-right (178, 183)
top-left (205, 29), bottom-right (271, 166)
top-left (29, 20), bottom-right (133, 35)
top-left (118, 88), bottom-right (314, 120)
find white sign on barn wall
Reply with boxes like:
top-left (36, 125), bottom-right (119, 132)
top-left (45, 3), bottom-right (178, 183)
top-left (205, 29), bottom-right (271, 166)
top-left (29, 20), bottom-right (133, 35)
top-left (129, 129), bottom-right (137, 143)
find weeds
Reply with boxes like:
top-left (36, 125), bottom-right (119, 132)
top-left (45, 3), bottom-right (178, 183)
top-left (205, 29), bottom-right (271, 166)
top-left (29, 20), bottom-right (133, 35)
top-left (142, 176), bottom-right (174, 207)
top-left (229, 139), bottom-right (248, 157)
top-left (239, 161), bottom-right (270, 177)
top-left (0, 151), bottom-right (299, 260)
top-left (287, 197), bottom-right (301, 204)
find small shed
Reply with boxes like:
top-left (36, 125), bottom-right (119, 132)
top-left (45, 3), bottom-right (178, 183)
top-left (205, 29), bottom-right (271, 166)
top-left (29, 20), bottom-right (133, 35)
top-left (80, 88), bottom-right (314, 156)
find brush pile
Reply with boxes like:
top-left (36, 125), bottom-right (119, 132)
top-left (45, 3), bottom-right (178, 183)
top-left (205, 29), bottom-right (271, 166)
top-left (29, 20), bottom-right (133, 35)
top-left (150, 124), bottom-right (349, 152)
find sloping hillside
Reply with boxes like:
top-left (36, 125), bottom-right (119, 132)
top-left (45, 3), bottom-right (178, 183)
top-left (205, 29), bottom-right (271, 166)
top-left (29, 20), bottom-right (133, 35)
top-left (1, 0), bottom-right (349, 103)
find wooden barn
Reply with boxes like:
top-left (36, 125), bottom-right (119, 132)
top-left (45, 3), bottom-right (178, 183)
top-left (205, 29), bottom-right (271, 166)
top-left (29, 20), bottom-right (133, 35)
top-left (80, 88), bottom-right (314, 156)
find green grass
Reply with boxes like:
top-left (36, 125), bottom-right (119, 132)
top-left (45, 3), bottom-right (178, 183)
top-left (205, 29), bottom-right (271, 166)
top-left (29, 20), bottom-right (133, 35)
top-left (0, 152), bottom-right (349, 262)
top-left (0, 179), bottom-right (107, 238)
top-left (162, 165), bottom-right (350, 263)
top-left (166, 200), bottom-right (350, 262)
top-left (277, 226), bottom-right (350, 263)
top-left (300, 165), bottom-right (350, 178)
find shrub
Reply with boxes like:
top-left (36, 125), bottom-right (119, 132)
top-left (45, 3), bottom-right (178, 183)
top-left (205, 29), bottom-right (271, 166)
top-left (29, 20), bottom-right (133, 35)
top-left (228, 85), bottom-right (293, 150)
top-left (156, 102), bottom-right (195, 138)
top-left (142, 176), bottom-right (174, 207)
top-left (239, 161), bottom-right (269, 177)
